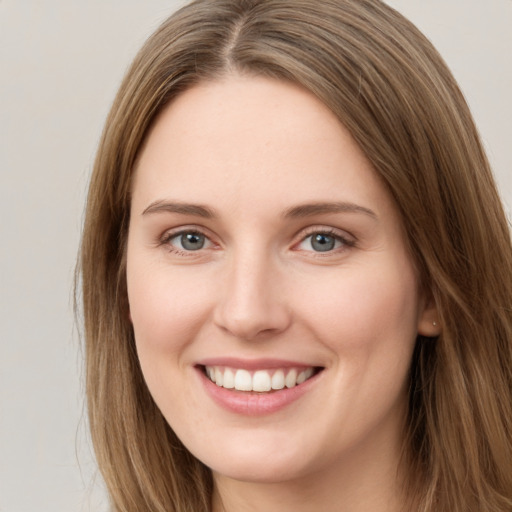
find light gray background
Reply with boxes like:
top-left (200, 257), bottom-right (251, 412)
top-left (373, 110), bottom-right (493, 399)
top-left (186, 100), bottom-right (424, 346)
top-left (1, 1), bottom-right (510, 511)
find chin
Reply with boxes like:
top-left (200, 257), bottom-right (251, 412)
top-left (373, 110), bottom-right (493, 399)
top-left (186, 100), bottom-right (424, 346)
top-left (190, 433), bottom-right (315, 484)
top-left (211, 459), bottom-right (308, 485)
top-left (184, 432), bottom-right (308, 483)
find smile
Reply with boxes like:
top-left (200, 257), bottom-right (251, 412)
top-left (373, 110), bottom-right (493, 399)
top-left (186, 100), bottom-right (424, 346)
top-left (196, 359), bottom-right (325, 415)
top-left (204, 366), bottom-right (316, 392)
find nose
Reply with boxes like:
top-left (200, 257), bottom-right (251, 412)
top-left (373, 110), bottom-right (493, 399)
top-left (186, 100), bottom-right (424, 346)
top-left (213, 249), bottom-right (291, 341)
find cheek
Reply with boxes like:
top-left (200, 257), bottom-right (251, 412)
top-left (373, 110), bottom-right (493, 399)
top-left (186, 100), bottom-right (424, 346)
top-left (300, 265), bottom-right (420, 433)
top-left (296, 260), bottom-right (420, 381)
top-left (306, 271), bottom-right (417, 335)
top-left (126, 259), bottom-right (214, 423)
top-left (126, 259), bottom-right (215, 354)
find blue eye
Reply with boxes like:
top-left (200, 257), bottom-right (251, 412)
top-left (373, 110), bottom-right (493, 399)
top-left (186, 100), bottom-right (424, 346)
top-left (310, 233), bottom-right (337, 252)
top-left (168, 231), bottom-right (208, 251)
top-left (297, 231), bottom-right (349, 253)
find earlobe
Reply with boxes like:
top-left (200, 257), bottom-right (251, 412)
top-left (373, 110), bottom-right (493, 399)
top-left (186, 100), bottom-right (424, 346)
top-left (417, 296), bottom-right (441, 337)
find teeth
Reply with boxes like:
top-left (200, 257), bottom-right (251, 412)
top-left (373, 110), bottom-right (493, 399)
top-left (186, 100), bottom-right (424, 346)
top-left (214, 367), bottom-right (223, 387)
top-left (234, 369), bottom-right (252, 391)
top-left (271, 369), bottom-right (285, 390)
top-left (223, 368), bottom-right (235, 389)
top-left (285, 369), bottom-right (297, 388)
top-left (253, 370), bottom-right (272, 392)
top-left (296, 368), bottom-right (314, 384)
top-left (296, 370), bottom-right (307, 385)
top-left (204, 366), bottom-right (316, 392)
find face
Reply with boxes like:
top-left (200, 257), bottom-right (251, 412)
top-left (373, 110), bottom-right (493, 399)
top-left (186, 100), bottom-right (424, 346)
top-left (127, 75), bottom-right (434, 486)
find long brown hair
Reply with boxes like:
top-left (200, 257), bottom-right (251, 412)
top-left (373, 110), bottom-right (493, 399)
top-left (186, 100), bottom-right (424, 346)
top-left (79, 1), bottom-right (512, 510)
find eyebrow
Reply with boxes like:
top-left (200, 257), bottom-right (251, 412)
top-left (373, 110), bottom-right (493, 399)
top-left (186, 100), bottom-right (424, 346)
top-left (141, 200), bottom-right (377, 220)
top-left (283, 202), bottom-right (377, 219)
top-left (142, 201), bottom-right (216, 218)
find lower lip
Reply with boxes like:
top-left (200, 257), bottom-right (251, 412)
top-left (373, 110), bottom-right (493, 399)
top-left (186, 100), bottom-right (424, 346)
top-left (196, 367), bottom-right (322, 416)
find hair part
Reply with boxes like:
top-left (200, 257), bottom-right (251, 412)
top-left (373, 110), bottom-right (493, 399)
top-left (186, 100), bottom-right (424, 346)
top-left (79, 1), bottom-right (512, 510)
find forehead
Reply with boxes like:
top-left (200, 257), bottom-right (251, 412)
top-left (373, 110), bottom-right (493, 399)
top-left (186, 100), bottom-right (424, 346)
top-left (132, 74), bottom-right (395, 222)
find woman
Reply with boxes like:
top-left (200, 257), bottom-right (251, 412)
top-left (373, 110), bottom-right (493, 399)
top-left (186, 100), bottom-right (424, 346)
top-left (79, 0), bottom-right (512, 510)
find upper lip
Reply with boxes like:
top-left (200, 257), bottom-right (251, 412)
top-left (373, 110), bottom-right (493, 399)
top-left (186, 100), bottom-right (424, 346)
top-left (195, 357), bottom-right (322, 371)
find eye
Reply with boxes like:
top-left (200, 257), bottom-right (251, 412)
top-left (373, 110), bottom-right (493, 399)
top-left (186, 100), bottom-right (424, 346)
top-left (313, 233), bottom-right (339, 252)
top-left (163, 230), bottom-right (212, 252)
top-left (297, 230), bottom-right (353, 253)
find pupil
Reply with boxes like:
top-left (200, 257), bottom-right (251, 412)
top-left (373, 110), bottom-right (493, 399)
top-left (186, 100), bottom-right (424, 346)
top-left (181, 233), bottom-right (204, 250)
top-left (312, 234), bottom-right (335, 252)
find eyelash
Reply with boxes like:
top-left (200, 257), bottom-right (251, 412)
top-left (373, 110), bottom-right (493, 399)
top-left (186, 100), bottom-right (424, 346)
top-left (159, 226), bottom-right (355, 256)
top-left (297, 227), bottom-right (355, 255)
top-left (159, 229), bottom-right (214, 256)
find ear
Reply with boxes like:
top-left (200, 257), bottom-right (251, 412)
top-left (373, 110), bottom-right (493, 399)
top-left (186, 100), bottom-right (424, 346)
top-left (417, 293), bottom-right (441, 337)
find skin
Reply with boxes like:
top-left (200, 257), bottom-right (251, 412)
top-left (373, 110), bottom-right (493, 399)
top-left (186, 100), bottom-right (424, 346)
top-left (126, 75), bottom-right (439, 512)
